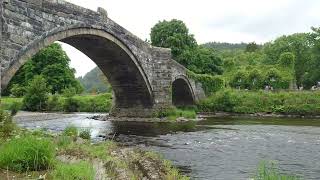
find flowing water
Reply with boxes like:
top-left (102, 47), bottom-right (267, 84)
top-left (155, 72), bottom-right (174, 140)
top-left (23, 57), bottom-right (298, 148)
top-left (15, 112), bottom-right (320, 180)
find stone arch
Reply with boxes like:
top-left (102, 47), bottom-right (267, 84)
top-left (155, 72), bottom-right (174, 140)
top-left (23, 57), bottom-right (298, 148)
top-left (172, 75), bottom-right (195, 106)
top-left (2, 26), bottom-right (153, 109)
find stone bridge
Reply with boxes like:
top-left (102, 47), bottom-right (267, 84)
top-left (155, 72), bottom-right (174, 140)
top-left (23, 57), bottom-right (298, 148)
top-left (0, 0), bottom-right (205, 117)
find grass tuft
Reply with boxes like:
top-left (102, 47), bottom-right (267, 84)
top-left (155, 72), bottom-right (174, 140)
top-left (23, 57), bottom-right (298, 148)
top-left (51, 161), bottom-right (95, 180)
top-left (0, 135), bottom-right (55, 172)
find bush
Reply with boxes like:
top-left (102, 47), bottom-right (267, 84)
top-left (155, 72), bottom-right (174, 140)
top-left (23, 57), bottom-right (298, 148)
top-left (0, 110), bottom-right (16, 137)
top-left (187, 70), bottom-right (224, 94)
top-left (47, 94), bottom-right (63, 111)
top-left (23, 75), bottom-right (50, 111)
top-left (63, 97), bottom-right (80, 112)
top-left (197, 90), bottom-right (320, 115)
top-left (253, 161), bottom-right (300, 180)
top-left (51, 161), bottom-right (95, 180)
top-left (10, 84), bottom-right (26, 97)
top-left (0, 135), bottom-right (55, 172)
top-left (9, 101), bottom-right (21, 116)
top-left (154, 107), bottom-right (196, 120)
top-left (63, 126), bottom-right (78, 137)
top-left (79, 129), bottom-right (91, 140)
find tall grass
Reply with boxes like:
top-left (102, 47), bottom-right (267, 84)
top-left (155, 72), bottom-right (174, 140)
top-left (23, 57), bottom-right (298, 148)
top-left (0, 109), bottom-right (16, 137)
top-left (253, 161), bottom-right (301, 180)
top-left (0, 135), bottom-right (55, 172)
top-left (198, 89), bottom-right (320, 115)
top-left (51, 161), bottom-right (95, 180)
top-left (154, 107), bottom-right (196, 121)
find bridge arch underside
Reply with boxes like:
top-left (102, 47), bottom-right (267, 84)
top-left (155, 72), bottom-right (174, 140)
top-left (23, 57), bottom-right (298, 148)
top-left (172, 78), bottom-right (195, 107)
top-left (3, 28), bottom-right (153, 111)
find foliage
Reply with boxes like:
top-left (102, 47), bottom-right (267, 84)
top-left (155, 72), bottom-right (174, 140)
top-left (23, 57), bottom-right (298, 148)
top-left (154, 107), bottom-right (196, 121)
top-left (0, 135), bottom-right (55, 172)
top-left (198, 89), bottom-right (320, 115)
top-left (51, 161), bottom-right (95, 180)
top-left (10, 84), bottom-right (26, 97)
top-left (77, 66), bottom-right (110, 93)
top-left (3, 93), bottom-right (113, 113)
top-left (245, 42), bottom-right (260, 52)
top-left (79, 129), bottom-right (91, 140)
top-left (187, 70), bottom-right (224, 94)
top-left (178, 47), bottom-right (223, 75)
top-left (9, 101), bottom-right (21, 116)
top-left (202, 42), bottom-right (248, 52)
top-left (150, 19), bottom-right (197, 57)
top-left (151, 19), bottom-right (223, 76)
top-left (263, 33), bottom-right (311, 86)
top-left (253, 161), bottom-right (300, 180)
top-left (63, 126), bottom-right (78, 137)
top-left (5, 43), bottom-right (83, 95)
top-left (0, 109), bottom-right (16, 137)
top-left (279, 52), bottom-right (295, 69)
top-left (22, 75), bottom-right (50, 111)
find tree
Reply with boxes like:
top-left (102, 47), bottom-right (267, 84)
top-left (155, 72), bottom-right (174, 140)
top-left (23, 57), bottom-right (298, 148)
top-left (150, 19), bottom-right (223, 75)
top-left (5, 43), bottom-right (83, 95)
top-left (150, 19), bottom-right (197, 58)
top-left (23, 75), bottom-right (50, 111)
top-left (279, 52), bottom-right (295, 69)
top-left (263, 33), bottom-right (312, 86)
top-left (245, 42), bottom-right (260, 52)
top-left (178, 47), bottom-right (223, 75)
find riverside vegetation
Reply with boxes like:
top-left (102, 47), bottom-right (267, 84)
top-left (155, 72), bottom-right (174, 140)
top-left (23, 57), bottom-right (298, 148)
top-left (0, 110), bottom-right (189, 180)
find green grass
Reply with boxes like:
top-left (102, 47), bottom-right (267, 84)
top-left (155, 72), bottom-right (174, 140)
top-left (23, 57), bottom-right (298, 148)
top-left (1, 93), bottom-right (112, 112)
top-left (63, 125), bottom-right (78, 137)
top-left (0, 109), bottom-right (16, 137)
top-left (155, 107), bottom-right (197, 121)
top-left (51, 161), bottom-right (95, 180)
top-left (198, 89), bottom-right (320, 115)
top-left (0, 97), bottom-right (23, 111)
top-left (254, 161), bottom-right (301, 180)
top-left (0, 135), bottom-right (55, 172)
top-left (79, 129), bottom-right (91, 140)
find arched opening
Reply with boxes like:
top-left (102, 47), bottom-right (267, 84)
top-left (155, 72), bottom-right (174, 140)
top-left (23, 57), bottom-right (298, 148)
top-left (2, 28), bottom-right (153, 109)
top-left (172, 77), bottom-right (195, 107)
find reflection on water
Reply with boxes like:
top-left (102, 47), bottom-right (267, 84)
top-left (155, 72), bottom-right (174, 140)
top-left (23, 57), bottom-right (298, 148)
top-left (15, 113), bottom-right (320, 180)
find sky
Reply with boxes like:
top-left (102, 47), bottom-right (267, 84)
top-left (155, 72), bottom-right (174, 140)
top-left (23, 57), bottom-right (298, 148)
top-left (60, 0), bottom-right (320, 77)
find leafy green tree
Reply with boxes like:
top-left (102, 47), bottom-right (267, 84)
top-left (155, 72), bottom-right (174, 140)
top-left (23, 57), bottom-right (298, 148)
top-left (263, 33), bottom-right (312, 86)
top-left (150, 19), bottom-right (197, 57)
top-left (245, 42), bottom-right (260, 52)
top-left (178, 47), bottom-right (223, 75)
top-left (6, 43), bottom-right (83, 95)
top-left (279, 52), bottom-right (295, 69)
top-left (23, 75), bottom-right (50, 111)
top-left (150, 19), bottom-right (223, 75)
top-left (247, 69), bottom-right (264, 90)
top-left (230, 70), bottom-right (249, 89)
top-left (10, 84), bottom-right (26, 97)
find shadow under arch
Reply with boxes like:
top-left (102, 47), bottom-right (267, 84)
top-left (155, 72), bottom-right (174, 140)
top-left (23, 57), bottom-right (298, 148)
top-left (172, 75), bottom-right (195, 107)
top-left (2, 26), bottom-right (153, 109)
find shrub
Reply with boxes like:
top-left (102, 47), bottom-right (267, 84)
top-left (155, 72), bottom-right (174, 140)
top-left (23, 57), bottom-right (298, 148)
top-left (10, 84), bottom-right (26, 97)
top-left (187, 70), bottom-right (224, 94)
top-left (253, 161), bottom-right (300, 180)
top-left (51, 161), bottom-right (95, 180)
top-left (63, 126), bottom-right (78, 137)
top-left (79, 129), bottom-right (91, 140)
top-left (63, 97), bottom-right (80, 112)
top-left (0, 110), bottom-right (16, 137)
top-left (23, 75), bottom-right (50, 111)
top-left (47, 94), bottom-right (62, 111)
top-left (9, 101), bottom-right (21, 116)
top-left (0, 135), bottom-right (55, 172)
top-left (154, 107), bottom-right (196, 120)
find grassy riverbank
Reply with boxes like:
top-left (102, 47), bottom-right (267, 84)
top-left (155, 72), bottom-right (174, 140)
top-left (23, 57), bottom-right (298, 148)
top-left (1, 93), bottom-right (112, 113)
top-left (3, 90), bottom-right (320, 118)
top-left (198, 90), bottom-right (320, 116)
top-left (0, 110), bottom-right (189, 179)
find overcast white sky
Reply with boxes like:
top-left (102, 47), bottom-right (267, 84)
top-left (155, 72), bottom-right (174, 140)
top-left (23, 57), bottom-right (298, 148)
top-left (61, 0), bottom-right (320, 77)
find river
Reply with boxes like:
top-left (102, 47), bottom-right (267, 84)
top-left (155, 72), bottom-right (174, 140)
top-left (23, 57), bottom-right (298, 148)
top-left (14, 112), bottom-right (320, 180)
